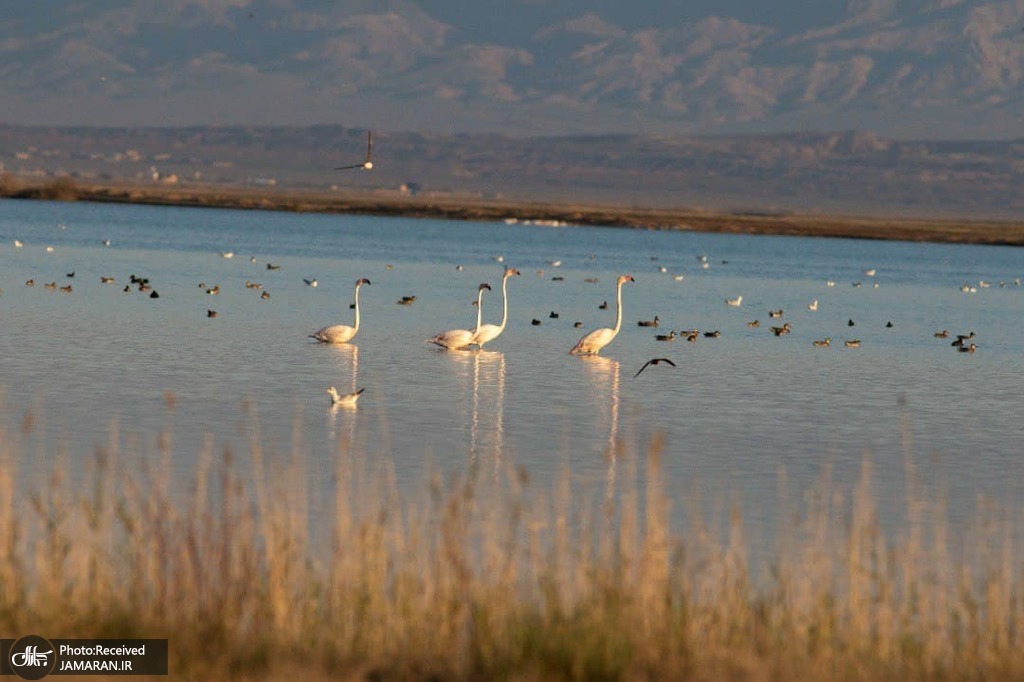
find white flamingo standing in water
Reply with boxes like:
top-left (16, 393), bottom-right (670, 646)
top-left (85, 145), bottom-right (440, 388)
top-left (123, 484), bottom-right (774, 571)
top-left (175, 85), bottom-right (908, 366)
top-left (471, 267), bottom-right (521, 349)
top-left (310, 277), bottom-right (371, 344)
top-left (570, 275), bottom-right (635, 356)
top-left (430, 283), bottom-right (491, 350)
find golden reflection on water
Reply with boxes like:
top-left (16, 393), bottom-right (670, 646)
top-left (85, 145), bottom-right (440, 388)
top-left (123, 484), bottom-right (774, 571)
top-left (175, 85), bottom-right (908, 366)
top-left (470, 350), bottom-right (506, 469)
top-left (577, 355), bottom-right (621, 499)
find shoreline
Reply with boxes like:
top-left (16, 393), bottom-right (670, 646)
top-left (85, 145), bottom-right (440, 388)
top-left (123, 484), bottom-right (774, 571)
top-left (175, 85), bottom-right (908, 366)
top-left (4, 178), bottom-right (1024, 246)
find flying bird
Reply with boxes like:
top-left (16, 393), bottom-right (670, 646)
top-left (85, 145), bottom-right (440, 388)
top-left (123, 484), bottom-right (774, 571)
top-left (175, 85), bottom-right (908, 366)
top-left (335, 131), bottom-right (374, 171)
top-left (633, 357), bottom-right (676, 378)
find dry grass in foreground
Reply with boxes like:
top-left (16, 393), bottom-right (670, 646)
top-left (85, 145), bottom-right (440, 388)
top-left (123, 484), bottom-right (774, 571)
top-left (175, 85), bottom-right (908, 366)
top-left (1, 420), bottom-right (1022, 681)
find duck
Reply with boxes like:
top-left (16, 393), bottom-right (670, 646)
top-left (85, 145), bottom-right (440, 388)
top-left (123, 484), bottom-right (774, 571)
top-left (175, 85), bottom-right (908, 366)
top-left (726, 296), bottom-right (743, 307)
top-left (958, 343), bottom-right (977, 353)
top-left (638, 316), bottom-right (660, 328)
top-left (703, 330), bottom-right (721, 338)
top-left (655, 331), bottom-right (677, 342)
top-left (769, 309), bottom-right (783, 318)
top-left (951, 332), bottom-right (975, 348)
top-left (813, 338), bottom-right (831, 347)
top-left (771, 323), bottom-right (792, 336)
top-left (934, 329), bottom-right (949, 339)
top-left (807, 300), bottom-right (818, 311)
top-left (747, 320), bottom-right (760, 328)
top-left (844, 339), bottom-right (861, 348)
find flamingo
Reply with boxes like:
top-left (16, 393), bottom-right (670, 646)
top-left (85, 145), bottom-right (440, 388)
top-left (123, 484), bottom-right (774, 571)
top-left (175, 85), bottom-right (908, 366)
top-left (471, 267), bottom-right (521, 349)
top-left (430, 283), bottom-right (490, 350)
top-left (310, 278), bottom-right (371, 344)
top-left (569, 275), bottom-right (635, 356)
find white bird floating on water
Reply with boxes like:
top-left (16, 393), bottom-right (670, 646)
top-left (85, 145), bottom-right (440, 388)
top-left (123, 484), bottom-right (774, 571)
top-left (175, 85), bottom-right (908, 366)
top-left (304, 278), bottom-right (318, 287)
top-left (864, 269), bottom-right (876, 276)
top-left (726, 295), bottom-right (743, 307)
top-left (569, 274), bottom-right (635, 356)
top-left (808, 300), bottom-right (819, 311)
top-left (430, 283), bottom-right (490, 351)
top-left (221, 251), bottom-right (235, 259)
top-left (471, 267), bottom-right (521, 349)
top-left (13, 239), bottom-right (23, 248)
top-left (310, 278), bottom-right (371, 344)
top-left (334, 131), bottom-right (374, 171)
top-left (327, 386), bottom-right (364, 406)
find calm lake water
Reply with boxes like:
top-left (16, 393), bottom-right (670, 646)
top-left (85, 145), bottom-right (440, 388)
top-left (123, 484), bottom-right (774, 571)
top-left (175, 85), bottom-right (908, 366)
top-left (2, 199), bottom-right (1023, 545)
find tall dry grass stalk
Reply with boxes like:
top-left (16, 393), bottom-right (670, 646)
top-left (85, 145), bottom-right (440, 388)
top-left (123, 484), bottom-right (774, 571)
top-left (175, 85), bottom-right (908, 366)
top-left (0, 416), bottom-right (1022, 681)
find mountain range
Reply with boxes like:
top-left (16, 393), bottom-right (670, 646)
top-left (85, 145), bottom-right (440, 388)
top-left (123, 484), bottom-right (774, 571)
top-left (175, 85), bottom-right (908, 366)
top-left (2, 0), bottom-right (1024, 138)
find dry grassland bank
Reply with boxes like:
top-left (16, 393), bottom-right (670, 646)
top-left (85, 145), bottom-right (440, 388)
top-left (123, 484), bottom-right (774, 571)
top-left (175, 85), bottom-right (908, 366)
top-left (3, 177), bottom-right (1024, 246)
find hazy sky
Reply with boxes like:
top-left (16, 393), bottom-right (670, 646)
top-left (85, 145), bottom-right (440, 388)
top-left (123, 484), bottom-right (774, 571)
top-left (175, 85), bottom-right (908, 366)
top-left (2, 0), bottom-right (1023, 138)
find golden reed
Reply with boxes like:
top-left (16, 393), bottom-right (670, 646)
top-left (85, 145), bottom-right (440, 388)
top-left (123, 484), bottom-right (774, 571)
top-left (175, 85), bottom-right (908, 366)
top-left (1, 410), bottom-right (1022, 681)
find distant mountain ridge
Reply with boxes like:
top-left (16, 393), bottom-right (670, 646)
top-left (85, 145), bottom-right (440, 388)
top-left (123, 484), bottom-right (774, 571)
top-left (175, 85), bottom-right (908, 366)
top-left (2, 1), bottom-right (1023, 138)
top-left (2, 124), bottom-right (1022, 219)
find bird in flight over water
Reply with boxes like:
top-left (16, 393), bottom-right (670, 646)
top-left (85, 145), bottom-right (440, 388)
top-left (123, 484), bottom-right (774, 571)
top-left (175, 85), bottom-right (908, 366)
top-left (633, 357), bottom-right (676, 378)
top-left (335, 131), bottom-right (373, 170)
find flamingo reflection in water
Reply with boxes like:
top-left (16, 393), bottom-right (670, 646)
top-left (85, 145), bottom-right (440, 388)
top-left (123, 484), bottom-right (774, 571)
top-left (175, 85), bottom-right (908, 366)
top-left (469, 350), bottom-right (507, 470)
top-left (578, 354), bottom-right (622, 549)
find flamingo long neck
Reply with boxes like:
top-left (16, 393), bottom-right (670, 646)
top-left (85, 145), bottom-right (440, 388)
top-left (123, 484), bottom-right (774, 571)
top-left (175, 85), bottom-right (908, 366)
top-left (352, 283), bottom-right (362, 331)
top-left (612, 280), bottom-right (624, 334)
top-left (497, 274), bottom-right (511, 332)
top-left (475, 289), bottom-right (485, 331)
